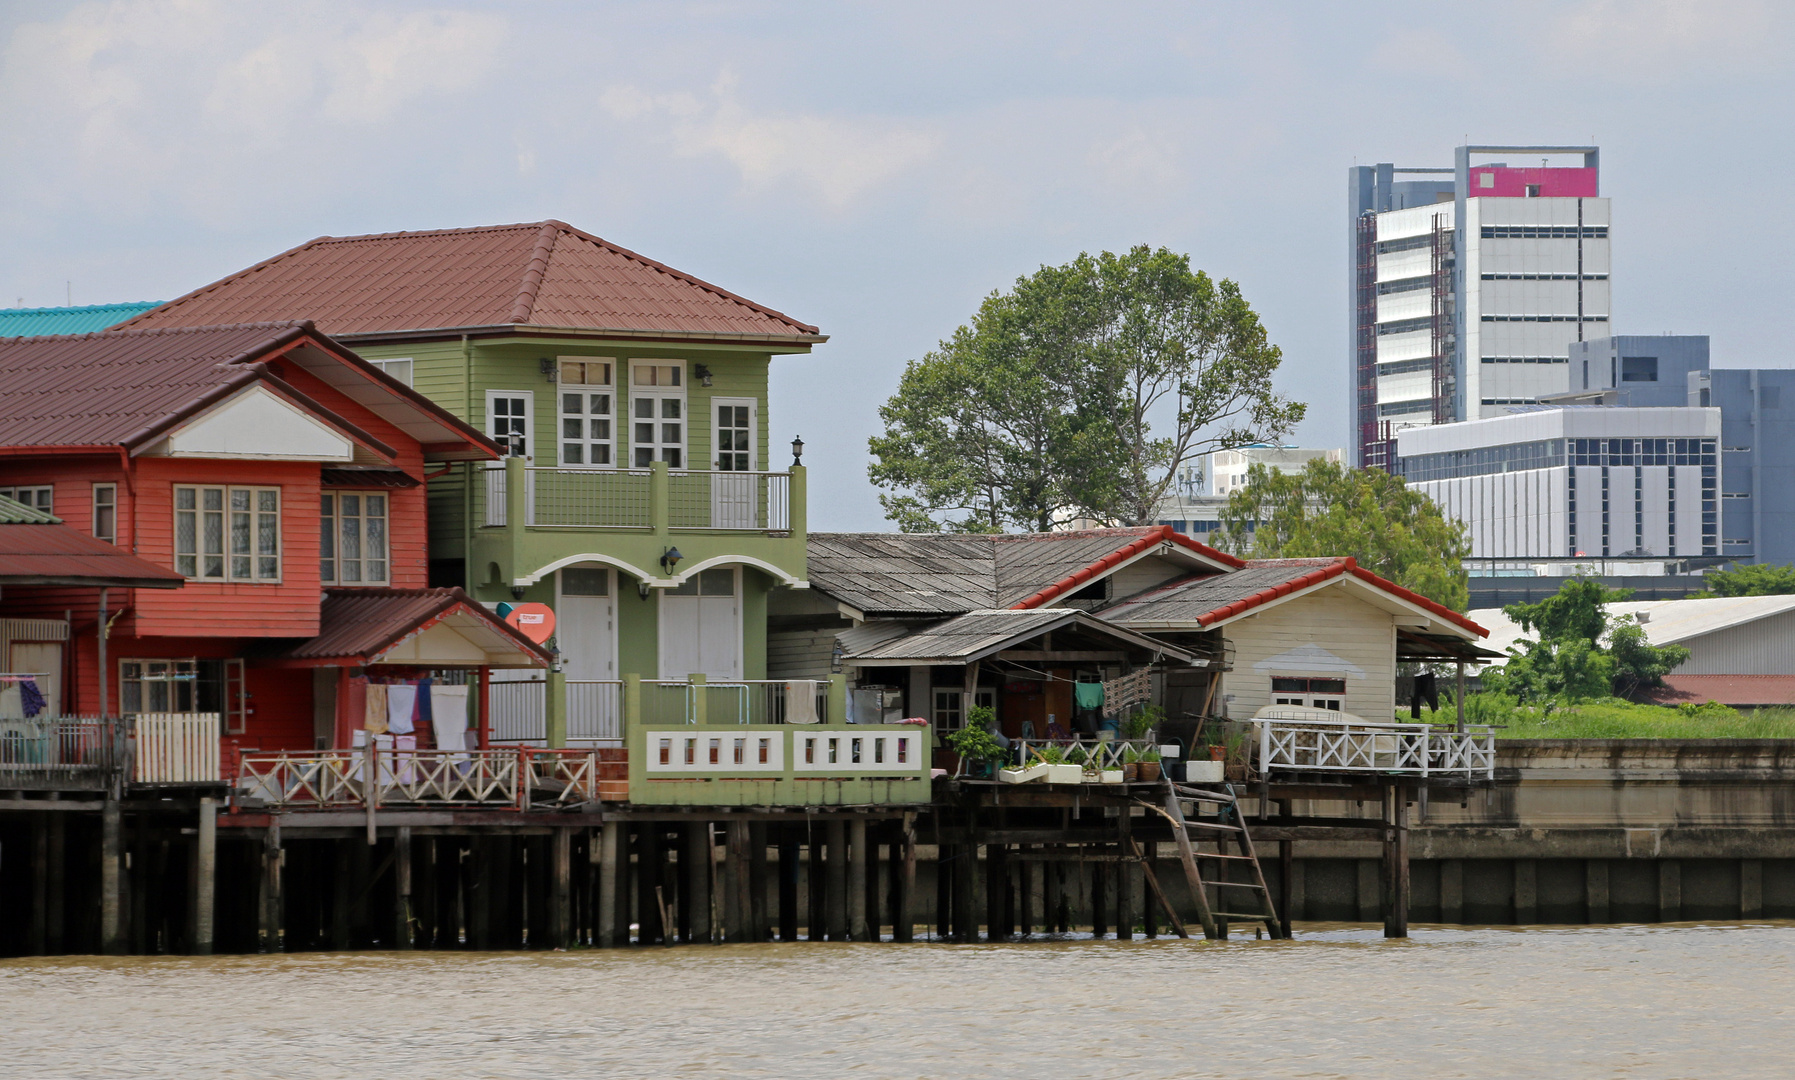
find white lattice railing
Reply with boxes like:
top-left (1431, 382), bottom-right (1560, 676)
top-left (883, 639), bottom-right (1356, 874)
top-left (1252, 714), bottom-right (1495, 779)
top-left (235, 747), bottom-right (600, 809)
top-left (135, 712), bottom-right (220, 783)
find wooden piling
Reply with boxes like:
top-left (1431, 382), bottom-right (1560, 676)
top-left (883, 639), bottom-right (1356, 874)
top-left (549, 826), bottom-right (571, 949)
top-left (1383, 783), bottom-right (1410, 938)
top-left (846, 818), bottom-right (868, 942)
top-left (778, 831), bottom-right (800, 942)
top-left (29, 815), bottom-right (47, 955)
top-left (100, 797), bottom-right (123, 955)
top-left (748, 822), bottom-right (769, 943)
top-left (894, 814), bottom-right (916, 943)
top-left (260, 824), bottom-right (282, 953)
top-left (597, 822), bottom-right (621, 947)
top-left (807, 830), bottom-right (826, 941)
top-left (193, 798), bottom-right (216, 955)
top-left (825, 819), bottom-right (848, 941)
top-left (1278, 799), bottom-right (1294, 940)
top-left (46, 807), bottom-right (64, 953)
top-left (684, 822), bottom-right (711, 944)
top-left (726, 820), bottom-right (751, 942)
top-left (952, 840), bottom-right (977, 943)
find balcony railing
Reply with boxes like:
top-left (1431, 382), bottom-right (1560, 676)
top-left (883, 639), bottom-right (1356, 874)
top-left (1251, 711), bottom-right (1496, 779)
top-left (235, 746), bottom-right (603, 810)
top-left (0, 717), bottom-right (125, 786)
top-left (484, 462), bottom-right (794, 532)
top-left (489, 679), bottom-right (830, 744)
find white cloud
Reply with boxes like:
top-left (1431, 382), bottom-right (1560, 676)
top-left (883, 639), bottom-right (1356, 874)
top-left (599, 72), bottom-right (941, 211)
top-left (1548, 0), bottom-right (1788, 73)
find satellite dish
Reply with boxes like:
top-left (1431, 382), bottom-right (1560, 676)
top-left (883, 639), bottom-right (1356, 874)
top-left (504, 602), bottom-right (556, 645)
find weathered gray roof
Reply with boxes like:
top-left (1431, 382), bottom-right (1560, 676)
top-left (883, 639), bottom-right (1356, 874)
top-left (840, 608), bottom-right (1198, 665)
top-left (1100, 562), bottom-right (1351, 627)
top-left (807, 527), bottom-right (1237, 616)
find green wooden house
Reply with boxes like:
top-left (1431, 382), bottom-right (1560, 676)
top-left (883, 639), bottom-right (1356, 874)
top-left (121, 222), bottom-right (867, 782)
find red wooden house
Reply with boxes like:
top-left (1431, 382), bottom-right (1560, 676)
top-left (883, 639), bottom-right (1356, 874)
top-left (0, 322), bottom-right (548, 768)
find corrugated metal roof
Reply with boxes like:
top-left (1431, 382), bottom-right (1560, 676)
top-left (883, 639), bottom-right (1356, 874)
top-left (0, 519), bottom-right (185, 586)
top-left (276, 588), bottom-right (551, 666)
top-left (0, 302), bottom-right (161, 338)
top-left (120, 221), bottom-right (822, 340)
top-left (806, 528), bottom-right (1235, 616)
top-left (0, 494), bottom-right (59, 524)
top-left (841, 608), bottom-right (1196, 665)
top-left (1099, 563), bottom-right (1344, 625)
top-left (1470, 594), bottom-right (1795, 663)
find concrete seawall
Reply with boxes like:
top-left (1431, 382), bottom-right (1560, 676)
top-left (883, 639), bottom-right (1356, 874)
top-left (1280, 740), bottom-right (1795, 924)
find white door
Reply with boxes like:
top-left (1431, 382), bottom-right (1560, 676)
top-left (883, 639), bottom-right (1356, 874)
top-left (659, 567), bottom-right (740, 680)
top-left (558, 567), bottom-right (618, 740)
top-left (557, 567), bottom-right (616, 679)
top-left (711, 399), bottom-right (757, 528)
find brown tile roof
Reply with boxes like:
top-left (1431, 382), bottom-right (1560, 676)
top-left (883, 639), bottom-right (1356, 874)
top-left (275, 588), bottom-right (551, 666)
top-left (0, 500), bottom-right (185, 587)
top-left (806, 527), bottom-right (1241, 617)
top-left (120, 221), bottom-right (823, 341)
top-left (0, 322), bottom-right (497, 459)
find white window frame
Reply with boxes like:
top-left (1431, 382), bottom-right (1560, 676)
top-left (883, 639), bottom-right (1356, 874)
top-left (0, 486), bottom-right (53, 514)
top-left (370, 358), bottom-right (414, 387)
top-left (320, 490), bottom-right (390, 585)
top-left (1270, 676), bottom-right (1345, 712)
top-left (711, 398), bottom-right (757, 472)
top-left (486, 389), bottom-right (533, 466)
top-left (92, 483), bottom-right (117, 544)
top-left (558, 359), bottom-right (616, 469)
top-left (173, 484), bottom-right (281, 582)
top-left (120, 658), bottom-right (199, 715)
top-left (630, 362), bottom-right (686, 469)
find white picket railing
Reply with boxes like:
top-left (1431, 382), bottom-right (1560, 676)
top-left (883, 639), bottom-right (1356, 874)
top-left (235, 747), bottom-right (600, 809)
top-left (1252, 711), bottom-right (1496, 779)
top-left (135, 712), bottom-right (221, 783)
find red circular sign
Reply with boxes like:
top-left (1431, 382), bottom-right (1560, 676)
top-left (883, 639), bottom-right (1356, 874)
top-left (504, 602), bottom-right (556, 644)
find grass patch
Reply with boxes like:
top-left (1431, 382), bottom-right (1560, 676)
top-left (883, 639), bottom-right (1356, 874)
top-left (1419, 697), bottom-right (1795, 739)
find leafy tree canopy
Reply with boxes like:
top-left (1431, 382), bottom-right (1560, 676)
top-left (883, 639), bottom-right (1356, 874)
top-left (1694, 563), bottom-right (1795, 597)
top-left (1484, 578), bottom-right (1691, 704)
top-left (867, 246), bottom-right (1303, 532)
top-left (1213, 459), bottom-right (1472, 611)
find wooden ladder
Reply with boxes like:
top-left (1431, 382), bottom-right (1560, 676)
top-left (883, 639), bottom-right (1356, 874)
top-left (1144, 780), bottom-right (1284, 940)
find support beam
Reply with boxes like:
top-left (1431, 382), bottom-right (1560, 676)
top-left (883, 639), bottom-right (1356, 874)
top-left (684, 822), bottom-right (711, 944)
top-left (778, 832), bottom-right (800, 942)
top-left (193, 797), bottom-right (216, 955)
top-left (597, 822), bottom-right (621, 947)
top-left (727, 820), bottom-right (753, 942)
top-left (549, 826), bottom-right (571, 949)
top-left (261, 824), bottom-right (283, 953)
top-left (396, 826), bottom-right (415, 949)
top-left (847, 818), bottom-right (868, 942)
top-left (893, 815), bottom-right (916, 943)
top-left (748, 822), bottom-right (770, 943)
top-left (825, 819), bottom-right (848, 941)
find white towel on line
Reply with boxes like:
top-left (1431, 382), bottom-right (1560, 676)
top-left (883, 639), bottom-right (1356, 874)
top-left (387, 684), bottom-right (417, 734)
top-left (785, 680), bottom-right (820, 724)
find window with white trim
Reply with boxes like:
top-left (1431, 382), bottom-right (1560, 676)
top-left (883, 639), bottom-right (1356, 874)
top-left (559, 360), bottom-right (615, 467)
top-left (121, 659), bottom-right (198, 714)
top-left (174, 485), bottom-right (280, 581)
top-left (631, 363), bottom-right (684, 468)
top-left (320, 491), bottom-right (388, 584)
top-left (0, 486), bottom-right (52, 514)
top-left (92, 483), bottom-right (117, 544)
top-left (487, 390), bottom-right (532, 462)
top-left (371, 358), bottom-right (413, 386)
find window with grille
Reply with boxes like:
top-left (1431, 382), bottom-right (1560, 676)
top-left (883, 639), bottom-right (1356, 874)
top-left (174, 485), bottom-right (280, 581)
top-left (630, 363), bottom-right (684, 468)
top-left (559, 360), bottom-right (614, 466)
top-left (716, 403), bottom-right (752, 471)
top-left (320, 491), bottom-right (388, 584)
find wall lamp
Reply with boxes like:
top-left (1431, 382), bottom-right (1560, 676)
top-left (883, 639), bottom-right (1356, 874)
top-left (791, 435), bottom-right (805, 468)
top-left (693, 363), bottom-right (714, 387)
top-left (510, 585), bottom-right (527, 600)
top-left (660, 546), bottom-right (683, 573)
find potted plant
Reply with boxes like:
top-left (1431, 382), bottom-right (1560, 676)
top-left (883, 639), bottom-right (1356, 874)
top-left (1223, 729), bottom-right (1251, 783)
top-left (1121, 704), bottom-right (1164, 743)
top-left (1137, 746), bottom-right (1162, 783)
top-left (1033, 744), bottom-right (1084, 784)
top-left (1121, 743), bottom-right (1141, 782)
top-left (945, 709), bottom-right (1007, 779)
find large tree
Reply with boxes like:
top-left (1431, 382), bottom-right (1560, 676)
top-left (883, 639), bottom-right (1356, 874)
top-left (1213, 459), bottom-right (1473, 611)
top-left (867, 246), bottom-right (1303, 532)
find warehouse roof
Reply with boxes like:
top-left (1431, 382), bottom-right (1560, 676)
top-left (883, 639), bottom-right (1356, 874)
top-left (1470, 594), bottom-right (1795, 664)
top-left (0, 302), bottom-right (160, 337)
top-left (120, 220), bottom-right (823, 343)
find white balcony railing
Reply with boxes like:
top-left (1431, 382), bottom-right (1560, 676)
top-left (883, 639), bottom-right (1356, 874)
top-left (1252, 708), bottom-right (1496, 779)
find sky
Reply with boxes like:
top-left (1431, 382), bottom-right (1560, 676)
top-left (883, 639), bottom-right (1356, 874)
top-left (3, 0), bottom-right (1792, 530)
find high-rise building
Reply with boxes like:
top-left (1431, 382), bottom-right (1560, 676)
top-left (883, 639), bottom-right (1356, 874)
top-left (1349, 144), bottom-right (1608, 468)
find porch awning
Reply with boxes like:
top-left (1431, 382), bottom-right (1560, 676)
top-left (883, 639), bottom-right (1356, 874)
top-left (268, 587), bottom-right (552, 668)
top-left (0, 497), bottom-right (185, 588)
top-left (839, 608), bottom-right (1203, 667)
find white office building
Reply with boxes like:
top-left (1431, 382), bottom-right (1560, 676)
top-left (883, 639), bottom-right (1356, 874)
top-left (1397, 406), bottom-right (1719, 560)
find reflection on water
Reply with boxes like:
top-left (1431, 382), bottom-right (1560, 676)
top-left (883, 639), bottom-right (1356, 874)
top-left (3, 923), bottom-right (1792, 1079)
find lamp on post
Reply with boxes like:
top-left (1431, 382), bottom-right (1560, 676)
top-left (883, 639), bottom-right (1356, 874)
top-left (791, 435), bottom-right (805, 468)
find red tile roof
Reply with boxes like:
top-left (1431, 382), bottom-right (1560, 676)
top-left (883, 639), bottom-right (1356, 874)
top-left (0, 322), bottom-right (496, 459)
top-left (120, 221), bottom-right (823, 341)
top-left (0, 520), bottom-right (185, 587)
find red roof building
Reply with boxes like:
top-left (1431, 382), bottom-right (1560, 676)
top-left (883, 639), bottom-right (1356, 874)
top-left (0, 324), bottom-right (546, 757)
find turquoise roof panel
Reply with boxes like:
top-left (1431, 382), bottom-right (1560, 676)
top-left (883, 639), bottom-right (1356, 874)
top-left (0, 302), bottom-right (162, 337)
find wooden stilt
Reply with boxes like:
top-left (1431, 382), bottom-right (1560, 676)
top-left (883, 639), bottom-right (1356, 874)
top-left (1140, 840), bottom-right (1157, 939)
top-left (952, 840), bottom-right (977, 943)
top-left (683, 822), bottom-right (710, 944)
top-left (748, 822), bottom-right (769, 943)
top-left (1115, 811), bottom-right (1135, 941)
top-left (395, 826), bottom-right (414, 949)
top-left (1043, 852), bottom-right (1063, 934)
top-left (636, 828), bottom-right (661, 945)
top-left (549, 826), bottom-right (571, 949)
top-left (193, 798), bottom-right (216, 956)
top-left (46, 807), bottom-right (64, 953)
top-left (597, 823), bottom-right (621, 947)
top-left (778, 831), bottom-right (800, 942)
top-left (1128, 836), bottom-right (1188, 938)
top-left (29, 815), bottom-right (47, 955)
top-left (1383, 783), bottom-right (1409, 939)
top-left (101, 797), bottom-right (123, 955)
top-left (807, 830), bottom-right (826, 940)
top-left (260, 824), bottom-right (283, 953)
top-left (825, 819), bottom-right (848, 941)
top-left (727, 820), bottom-right (752, 942)
top-left (895, 814), bottom-right (916, 943)
top-left (1279, 799), bottom-right (1294, 940)
top-left (846, 818), bottom-right (868, 941)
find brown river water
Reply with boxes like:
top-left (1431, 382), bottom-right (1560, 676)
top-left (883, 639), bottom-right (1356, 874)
top-left (3, 923), bottom-right (1791, 1079)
